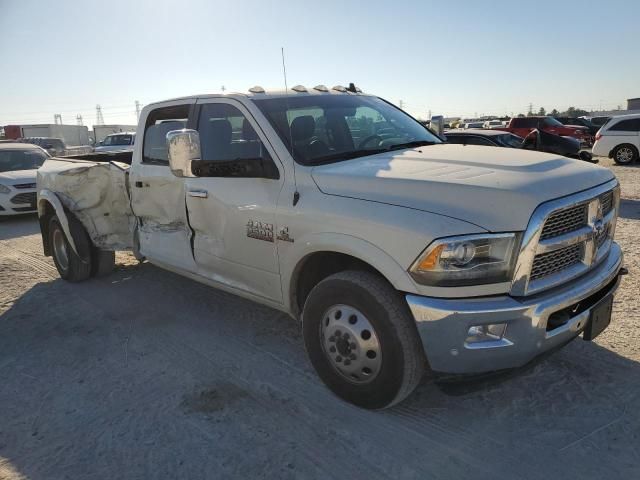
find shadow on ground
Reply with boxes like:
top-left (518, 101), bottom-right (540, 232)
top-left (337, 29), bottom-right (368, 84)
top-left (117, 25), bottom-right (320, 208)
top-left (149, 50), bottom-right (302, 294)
top-left (0, 257), bottom-right (639, 480)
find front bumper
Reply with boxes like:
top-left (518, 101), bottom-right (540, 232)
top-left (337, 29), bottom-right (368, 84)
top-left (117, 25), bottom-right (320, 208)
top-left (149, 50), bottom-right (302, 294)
top-left (0, 189), bottom-right (38, 216)
top-left (406, 242), bottom-right (623, 374)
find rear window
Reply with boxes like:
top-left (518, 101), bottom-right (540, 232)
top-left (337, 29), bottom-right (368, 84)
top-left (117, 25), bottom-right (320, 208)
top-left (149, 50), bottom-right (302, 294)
top-left (608, 118), bottom-right (640, 132)
top-left (511, 117), bottom-right (537, 128)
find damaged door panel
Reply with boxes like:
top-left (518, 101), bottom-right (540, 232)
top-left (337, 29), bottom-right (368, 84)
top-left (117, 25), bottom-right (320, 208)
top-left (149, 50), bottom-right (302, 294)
top-left (37, 158), bottom-right (135, 250)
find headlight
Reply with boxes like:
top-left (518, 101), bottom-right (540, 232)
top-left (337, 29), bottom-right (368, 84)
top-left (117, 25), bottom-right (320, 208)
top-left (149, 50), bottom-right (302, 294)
top-left (0, 184), bottom-right (11, 194)
top-left (409, 233), bottom-right (520, 287)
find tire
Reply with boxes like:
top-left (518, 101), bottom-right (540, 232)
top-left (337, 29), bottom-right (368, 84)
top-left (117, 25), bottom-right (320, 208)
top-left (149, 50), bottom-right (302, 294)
top-left (90, 247), bottom-right (115, 277)
top-left (302, 270), bottom-right (427, 409)
top-left (612, 144), bottom-right (638, 165)
top-left (49, 214), bottom-right (92, 282)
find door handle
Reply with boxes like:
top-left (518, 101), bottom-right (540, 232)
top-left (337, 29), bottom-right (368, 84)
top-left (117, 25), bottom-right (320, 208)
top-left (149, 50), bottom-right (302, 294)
top-left (188, 190), bottom-right (208, 198)
top-left (135, 181), bottom-right (144, 188)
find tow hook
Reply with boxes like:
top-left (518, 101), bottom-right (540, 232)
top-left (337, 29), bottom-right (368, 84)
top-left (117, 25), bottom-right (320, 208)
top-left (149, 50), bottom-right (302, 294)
top-left (619, 267), bottom-right (629, 276)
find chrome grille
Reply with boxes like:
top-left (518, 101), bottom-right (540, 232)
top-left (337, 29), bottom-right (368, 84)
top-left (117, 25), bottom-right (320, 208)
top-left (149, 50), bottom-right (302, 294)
top-left (530, 244), bottom-right (584, 281)
top-left (511, 180), bottom-right (619, 297)
top-left (540, 203), bottom-right (588, 240)
top-left (600, 191), bottom-right (613, 216)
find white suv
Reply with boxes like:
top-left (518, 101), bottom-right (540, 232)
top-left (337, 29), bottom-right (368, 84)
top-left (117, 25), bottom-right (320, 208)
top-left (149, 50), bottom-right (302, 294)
top-left (592, 114), bottom-right (640, 164)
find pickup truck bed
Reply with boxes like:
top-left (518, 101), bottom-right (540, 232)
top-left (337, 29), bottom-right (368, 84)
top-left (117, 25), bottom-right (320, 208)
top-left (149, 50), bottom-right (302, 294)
top-left (37, 154), bottom-right (134, 251)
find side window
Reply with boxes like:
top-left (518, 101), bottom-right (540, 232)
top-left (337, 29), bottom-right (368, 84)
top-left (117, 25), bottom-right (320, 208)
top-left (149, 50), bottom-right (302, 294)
top-left (197, 103), bottom-right (270, 162)
top-left (142, 104), bottom-right (190, 164)
top-left (444, 135), bottom-right (464, 144)
top-left (609, 119), bottom-right (640, 132)
top-left (103, 136), bottom-right (113, 146)
top-left (464, 136), bottom-right (495, 146)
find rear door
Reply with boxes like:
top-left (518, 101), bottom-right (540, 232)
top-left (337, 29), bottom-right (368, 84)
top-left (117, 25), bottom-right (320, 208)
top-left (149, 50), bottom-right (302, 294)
top-left (129, 100), bottom-right (197, 270)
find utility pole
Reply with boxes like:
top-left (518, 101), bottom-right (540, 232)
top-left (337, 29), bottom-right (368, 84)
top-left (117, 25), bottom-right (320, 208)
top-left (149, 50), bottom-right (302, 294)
top-left (527, 103), bottom-right (533, 116)
top-left (54, 114), bottom-right (62, 125)
top-left (96, 104), bottom-right (104, 125)
top-left (221, 85), bottom-right (226, 93)
top-left (428, 109), bottom-right (432, 120)
top-left (399, 99), bottom-right (404, 110)
top-left (135, 100), bottom-right (141, 120)
top-left (76, 114), bottom-right (83, 126)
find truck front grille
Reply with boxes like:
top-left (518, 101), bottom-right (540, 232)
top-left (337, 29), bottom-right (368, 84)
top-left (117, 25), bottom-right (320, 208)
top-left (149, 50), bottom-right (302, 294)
top-left (540, 203), bottom-right (588, 240)
top-left (531, 244), bottom-right (583, 281)
top-left (511, 181), bottom-right (619, 296)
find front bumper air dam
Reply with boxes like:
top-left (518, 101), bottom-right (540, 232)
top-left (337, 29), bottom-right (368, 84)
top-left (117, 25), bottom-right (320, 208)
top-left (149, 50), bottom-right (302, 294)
top-left (406, 242), bottom-right (624, 374)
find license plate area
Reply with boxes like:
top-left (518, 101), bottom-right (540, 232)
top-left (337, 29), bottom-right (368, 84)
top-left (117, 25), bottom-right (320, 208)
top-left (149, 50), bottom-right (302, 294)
top-left (583, 294), bottom-right (613, 341)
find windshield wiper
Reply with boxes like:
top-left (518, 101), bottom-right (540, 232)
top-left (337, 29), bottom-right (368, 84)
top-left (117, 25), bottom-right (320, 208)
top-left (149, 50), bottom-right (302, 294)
top-left (309, 148), bottom-right (388, 165)
top-left (385, 140), bottom-right (437, 151)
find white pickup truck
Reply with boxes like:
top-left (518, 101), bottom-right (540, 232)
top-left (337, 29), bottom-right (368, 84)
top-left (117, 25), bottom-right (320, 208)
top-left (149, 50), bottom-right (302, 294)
top-left (37, 86), bottom-right (625, 409)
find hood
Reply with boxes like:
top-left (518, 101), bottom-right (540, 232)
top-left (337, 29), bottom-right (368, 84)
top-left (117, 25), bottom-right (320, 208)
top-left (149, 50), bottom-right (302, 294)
top-left (311, 145), bottom-right (615, 231)
top-left (0, 169), bottom-right (38, 185)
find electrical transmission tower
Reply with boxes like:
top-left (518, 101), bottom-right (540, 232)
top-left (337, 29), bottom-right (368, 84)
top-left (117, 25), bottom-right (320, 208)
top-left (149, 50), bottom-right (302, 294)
top-left (399, 99), bottom-right (404, 109)
top-left (54, 114), bottom-right (62, 124)
top-left (96, 104), bottom-right (105, 125)
top-left (135, 100), bottom-right (141, 120)
top-left (76, 114), bottom-right (83, 126)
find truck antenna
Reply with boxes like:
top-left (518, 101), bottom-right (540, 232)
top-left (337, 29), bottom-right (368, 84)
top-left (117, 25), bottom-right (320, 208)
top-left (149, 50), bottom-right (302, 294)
top-left (281, 47), bottom-right (300, 206)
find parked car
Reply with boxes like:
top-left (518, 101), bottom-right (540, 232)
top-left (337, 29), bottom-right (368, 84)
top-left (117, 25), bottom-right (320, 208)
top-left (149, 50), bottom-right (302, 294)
top-left (555, 117), bottom-right (599, 136)
top-left (94, 132), bottom-right (136, 152)
top-left (592, 114), bottom-right (640, 164)
top-left (463, 121), bottom-right (484, 129)
top-left (499, 116), bottom-right (591, 146)
top-left (0, 142), bottom-right (49, 216)
top-left (444, 129), bottom-right (594, 161)
top-left (482, 120), bottom-right (503, 129)
top-left (21, 137), bottom-right (93, 157)
top-left (444, 129), bottom-right (524, 148)
top-left (584, 116), bottom-right (611, 129)
top-left (36, 87), bottom-right (624, 409)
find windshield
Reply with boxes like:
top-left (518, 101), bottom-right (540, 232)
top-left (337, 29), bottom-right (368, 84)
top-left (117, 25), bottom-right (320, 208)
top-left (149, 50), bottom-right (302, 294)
top-left (496, 134), bottom-right (523, 148)
top-left (253, 95), bottom-right (441, 165)
top-left (105, 134), bottom-right (133, 146)
top-left (0, 149), bottom-right (48, 172)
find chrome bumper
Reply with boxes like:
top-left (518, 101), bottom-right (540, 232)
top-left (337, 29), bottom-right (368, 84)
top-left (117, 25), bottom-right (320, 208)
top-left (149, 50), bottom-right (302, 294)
top-left (406, 242), bottom-right (623, 374)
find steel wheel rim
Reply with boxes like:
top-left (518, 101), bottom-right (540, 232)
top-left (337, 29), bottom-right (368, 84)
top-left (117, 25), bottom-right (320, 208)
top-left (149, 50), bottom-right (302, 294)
top-left (320, 304), bottom-right (382, 384)
top-left (617, 147), bottom-right (633, 163)
top-left (52, 228), bottom-right (69, 271)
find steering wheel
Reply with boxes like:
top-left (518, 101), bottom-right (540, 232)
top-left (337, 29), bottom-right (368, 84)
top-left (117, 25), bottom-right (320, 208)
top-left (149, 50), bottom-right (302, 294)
top-left (358, 134), bottom-right (383, 149)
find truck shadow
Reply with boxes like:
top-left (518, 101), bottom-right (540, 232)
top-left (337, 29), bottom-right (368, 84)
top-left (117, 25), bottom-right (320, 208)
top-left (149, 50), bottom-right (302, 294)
top-left (0, 258), bottom-right (638, 479)
top-left (619, 198), bottom-right (640, 220)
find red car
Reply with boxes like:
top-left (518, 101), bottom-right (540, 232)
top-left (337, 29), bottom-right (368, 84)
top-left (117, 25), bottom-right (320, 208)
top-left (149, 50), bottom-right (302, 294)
top-left (500, 116), bottom-right (592, 146)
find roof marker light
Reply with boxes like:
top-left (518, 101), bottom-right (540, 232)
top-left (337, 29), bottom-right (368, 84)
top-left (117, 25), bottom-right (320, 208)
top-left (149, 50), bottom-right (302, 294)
top-left (248, 86), bottom-right (265, 93)
top-left (292, 85), bottom-right (307, 92)
top-left (332, 85), bottom-right (347, 92)
top-left (313, 84), bottom-right (329, 92)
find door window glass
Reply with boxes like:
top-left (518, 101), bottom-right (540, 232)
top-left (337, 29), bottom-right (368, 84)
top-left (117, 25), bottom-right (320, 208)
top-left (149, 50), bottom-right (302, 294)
top-left (143, 104), bottom-right (190, 164)
top-left (197, 103), bottom-right (269, 161)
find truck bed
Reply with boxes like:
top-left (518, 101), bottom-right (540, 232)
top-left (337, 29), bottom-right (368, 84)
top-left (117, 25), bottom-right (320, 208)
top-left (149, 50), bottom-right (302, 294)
top-left (37, 155), bottom-right (135, 250)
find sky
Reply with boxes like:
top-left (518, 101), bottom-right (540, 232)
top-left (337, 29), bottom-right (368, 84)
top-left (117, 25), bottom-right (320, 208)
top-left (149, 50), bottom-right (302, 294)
top-left (1, 0), bottom-right (638, 130)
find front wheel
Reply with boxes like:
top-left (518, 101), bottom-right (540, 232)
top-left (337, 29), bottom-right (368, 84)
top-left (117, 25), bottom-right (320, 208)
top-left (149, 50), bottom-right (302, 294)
top-left (302, 270), bottom-right (427, 409)
top-left (613, 144), bottom-right (638, 165)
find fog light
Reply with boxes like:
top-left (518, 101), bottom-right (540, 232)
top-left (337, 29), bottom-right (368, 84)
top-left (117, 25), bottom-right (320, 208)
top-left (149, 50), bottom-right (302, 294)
top-left (465, 323), bottom-right (508, 345)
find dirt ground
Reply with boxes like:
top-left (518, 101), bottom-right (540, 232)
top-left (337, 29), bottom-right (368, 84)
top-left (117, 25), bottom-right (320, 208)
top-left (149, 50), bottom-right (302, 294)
top-left (1, 158), bottom-right (639, 480)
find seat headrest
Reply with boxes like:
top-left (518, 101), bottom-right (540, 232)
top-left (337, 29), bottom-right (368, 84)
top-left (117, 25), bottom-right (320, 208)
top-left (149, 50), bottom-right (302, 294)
top-left (242, 118), bottom-right (259, 141)
top-left (291, 115), bottom-right (315, 142)
top-left (206, 119), bottom-right (232, 145)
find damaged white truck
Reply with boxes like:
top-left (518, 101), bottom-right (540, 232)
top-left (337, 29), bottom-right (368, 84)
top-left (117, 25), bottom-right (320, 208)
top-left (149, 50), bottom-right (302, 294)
top-left (37, 86), bottom-right (625, 409)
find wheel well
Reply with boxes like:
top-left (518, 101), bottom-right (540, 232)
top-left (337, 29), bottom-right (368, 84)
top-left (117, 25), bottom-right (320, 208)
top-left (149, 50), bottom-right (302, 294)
top-left (39, 201), bottom-right (55, 256)
top-left (290, 251), bottom-right (389, 319)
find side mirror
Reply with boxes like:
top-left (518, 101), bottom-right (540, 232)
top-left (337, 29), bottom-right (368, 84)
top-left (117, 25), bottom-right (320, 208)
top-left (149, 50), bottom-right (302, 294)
top-left (167, 129), bottom-right (200, 177)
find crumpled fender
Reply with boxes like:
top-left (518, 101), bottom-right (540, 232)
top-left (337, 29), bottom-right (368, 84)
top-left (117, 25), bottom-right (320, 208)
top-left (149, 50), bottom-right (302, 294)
top-left (38, 189), bottom-right (79, 255)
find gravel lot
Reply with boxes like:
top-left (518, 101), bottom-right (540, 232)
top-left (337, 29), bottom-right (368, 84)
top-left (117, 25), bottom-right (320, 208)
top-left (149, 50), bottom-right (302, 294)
top-left (1, 158), bottom-right (639, 480)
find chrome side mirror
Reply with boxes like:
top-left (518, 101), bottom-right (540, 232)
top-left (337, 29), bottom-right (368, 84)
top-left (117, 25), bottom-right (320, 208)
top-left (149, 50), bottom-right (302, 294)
top-left (167, 129), bottom-right (200, 177)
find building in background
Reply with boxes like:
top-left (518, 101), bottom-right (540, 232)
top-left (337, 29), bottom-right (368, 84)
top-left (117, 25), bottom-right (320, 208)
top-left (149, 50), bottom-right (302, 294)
top-left (3, 124), bottom-right (90, 146)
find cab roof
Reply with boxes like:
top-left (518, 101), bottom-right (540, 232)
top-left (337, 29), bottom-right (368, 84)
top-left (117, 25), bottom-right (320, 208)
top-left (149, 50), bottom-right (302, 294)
top-left (0, 142), bottom-right (43, 150)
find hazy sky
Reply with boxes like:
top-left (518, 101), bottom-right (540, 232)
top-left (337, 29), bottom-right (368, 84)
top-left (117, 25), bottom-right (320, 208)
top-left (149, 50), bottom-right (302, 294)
top-left (1, 0), bottom-right (638, 129)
